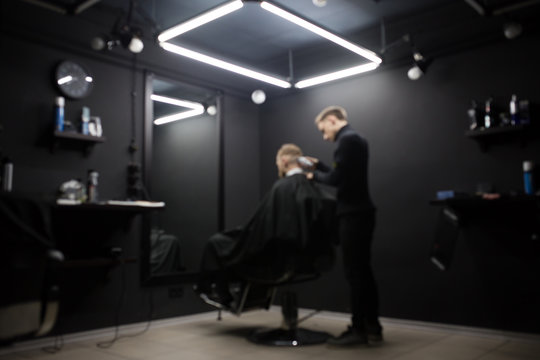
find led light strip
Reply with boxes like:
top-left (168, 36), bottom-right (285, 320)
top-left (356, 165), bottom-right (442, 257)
top-left (260, 1), bottom-right (382, 65)
top-left (160, 42), bottom-right (291, 88)
top-left (151, 94), bottom-right (205, 125)
top-left (295, 62), bottom-right (379, 89)
top-left (157, 0), bottom-right (381, 89)
top-left (158, 0), bottom-right (244, 42)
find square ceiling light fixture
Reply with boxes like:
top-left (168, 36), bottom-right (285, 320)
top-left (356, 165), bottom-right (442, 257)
top-left (158, 0), bottom-right (382, 89)
top-left (151, 94), bottom-right (205, 125)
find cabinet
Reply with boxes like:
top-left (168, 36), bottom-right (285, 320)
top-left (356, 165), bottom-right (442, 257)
top-left (53, 201), bottom-right (164, 268)
top-left (429, 195), bottom-right (540, 270)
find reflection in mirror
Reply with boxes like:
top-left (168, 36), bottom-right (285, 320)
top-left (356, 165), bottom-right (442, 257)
top-left (143, 73), bottom-right (222, 285)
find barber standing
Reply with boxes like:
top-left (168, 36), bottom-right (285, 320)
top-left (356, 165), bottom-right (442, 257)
top-left (306, 105), bottom-right (382, 346)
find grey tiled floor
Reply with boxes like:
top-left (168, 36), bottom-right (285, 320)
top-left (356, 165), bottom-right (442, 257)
top-left (2, 310), bottom-right (539, 360)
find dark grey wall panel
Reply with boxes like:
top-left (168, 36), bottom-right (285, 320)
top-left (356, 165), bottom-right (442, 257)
top-left (151, 115), bottom-right (219, 272)
top-left (261, 36), bottom-right (540, 333)
top-left (223, 95), bottom-right (261, 229)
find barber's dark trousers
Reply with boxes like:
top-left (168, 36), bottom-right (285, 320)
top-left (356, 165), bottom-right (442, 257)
top-left (339, 211), bottom-right (380, 331)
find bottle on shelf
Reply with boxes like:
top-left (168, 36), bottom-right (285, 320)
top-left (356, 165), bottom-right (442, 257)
top-left (468, 100), bottom-right (481, 130)
top-left (55, 96), bottom-right (65, 132)
top-left (81, 107), bottom-right (90, 135)
top-left (484, 97), bottom-right (494, 129)
top-left (87, 169), bottom-right (99, 203)
top-left (523, 161), bottom-right (535, 195)
top-left (510, 94), bottom-right (519, 125)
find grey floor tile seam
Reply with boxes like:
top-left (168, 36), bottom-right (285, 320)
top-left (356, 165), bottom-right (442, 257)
top-left (473, 340), bottom-right (511, 360)
top-left (385, 333), bottom-right (454, 360)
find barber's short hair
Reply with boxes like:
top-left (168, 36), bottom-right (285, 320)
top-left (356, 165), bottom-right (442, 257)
top-left (277, 143), bottom-right (303, 161)
top-left (314, 105), bottom-right (348, 124)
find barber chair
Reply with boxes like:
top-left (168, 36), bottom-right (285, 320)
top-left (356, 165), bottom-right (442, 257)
top-left (197, 230), bottom-right (336, 346)
top-left (0, 193), bottom-right (63, 345)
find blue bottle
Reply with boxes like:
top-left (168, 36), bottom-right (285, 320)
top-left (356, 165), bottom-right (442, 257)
top-left (55, 96), bottom-right (65, 131)
top-left (523, 161), bottom-right (534, 195)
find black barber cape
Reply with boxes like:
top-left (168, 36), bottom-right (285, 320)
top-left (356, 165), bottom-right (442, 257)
top-left (202, 173), bottom-right (336, 282)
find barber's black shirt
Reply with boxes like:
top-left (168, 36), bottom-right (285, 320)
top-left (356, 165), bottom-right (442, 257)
top-left (313, 124), bottom-right (375, 215)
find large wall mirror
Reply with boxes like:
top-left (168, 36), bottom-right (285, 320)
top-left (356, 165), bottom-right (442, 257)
top-left (142, 72), bottom-right (223, 286)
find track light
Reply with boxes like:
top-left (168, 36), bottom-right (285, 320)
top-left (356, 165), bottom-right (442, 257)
top-left (91, 27), bottom-right (144, 54)
top-left (91, 34), bottom-right (143, 53)
top-left (407, 52), bottom-right (430, 80)
top-left (91, 36), bottom-right (117, 51)
top-left (503, 22), bottom-right (523, 39)
top-left (91, 0), bottom-right (146, 54)
top-left (127, 36), bottom-right (144, 53)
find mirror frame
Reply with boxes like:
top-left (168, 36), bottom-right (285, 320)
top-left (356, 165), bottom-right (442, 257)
top-left (141, 71), bottom-right (224, 286)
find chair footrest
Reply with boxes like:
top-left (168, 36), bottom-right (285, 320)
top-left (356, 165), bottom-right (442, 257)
top-left (248, 327), bottom-right (330, 346)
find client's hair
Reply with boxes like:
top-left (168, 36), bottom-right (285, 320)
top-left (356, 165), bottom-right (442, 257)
top-left (277, 143), bottom-right (303, 163)
top-left (276, 144), bottom-right (303, 178)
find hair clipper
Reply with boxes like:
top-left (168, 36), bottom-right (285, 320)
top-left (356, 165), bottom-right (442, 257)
top-left (297, 156), bottom-right (314, 170)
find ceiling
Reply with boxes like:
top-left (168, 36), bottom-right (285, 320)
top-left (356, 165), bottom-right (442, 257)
top-left (15, 0), bottom-right (540, 93)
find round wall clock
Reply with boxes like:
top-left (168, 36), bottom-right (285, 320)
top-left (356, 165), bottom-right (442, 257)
top-left (54, 60), bottom-right (93, 99)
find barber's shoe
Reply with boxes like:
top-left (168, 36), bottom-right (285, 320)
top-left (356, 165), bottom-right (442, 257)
top-left (367, 331), bottom-right (383, 343)
top-left (366, 323), bottom-right (384, 343)
top-left (327, 326), bottom-right (368, 346)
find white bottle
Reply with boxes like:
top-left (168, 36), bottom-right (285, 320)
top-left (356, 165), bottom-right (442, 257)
top-left (2, 158), bottom-right (13, 192)
top-left (510, 94), bottom-right (519, 125)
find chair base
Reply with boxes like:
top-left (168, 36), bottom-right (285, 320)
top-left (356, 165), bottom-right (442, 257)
top-left (248, 327), bottom-right (330, 346)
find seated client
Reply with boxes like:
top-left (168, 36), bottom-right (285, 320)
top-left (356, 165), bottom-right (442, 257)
top-left (197, 143), bottom-right (336, 306)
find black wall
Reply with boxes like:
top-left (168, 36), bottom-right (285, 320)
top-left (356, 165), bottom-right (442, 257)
top-left (260, 36), bottom-right (540, 333)
top-left (223, 96), bottom-right (261, 228)
top-left (0, 3), bottom-right (261, 335)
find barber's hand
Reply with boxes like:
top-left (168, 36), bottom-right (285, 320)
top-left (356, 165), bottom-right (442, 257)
top-left (306, 172), bottom-right (314, 180)
top-left (305, 156), bottom-right (319, 165)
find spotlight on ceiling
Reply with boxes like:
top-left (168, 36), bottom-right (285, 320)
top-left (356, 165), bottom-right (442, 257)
top-left (91, 32), bottom-right (143, 53)
top-left (407, 52), bottom-right (431, 81)
top-left (90, 36), bottom-right (108, 51)
top-left (91, 0), bottom-right (145, 54)
top-left (251, 90), bottom-right (266, 104)
top-left (312, 0), bottom-right (327, 7)
top-left (503, 22), bottom-right (523, 39)
top-left (125, 33), bottom-right (144, 53)
top-left (206, 105), bottom-right (217, 116)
